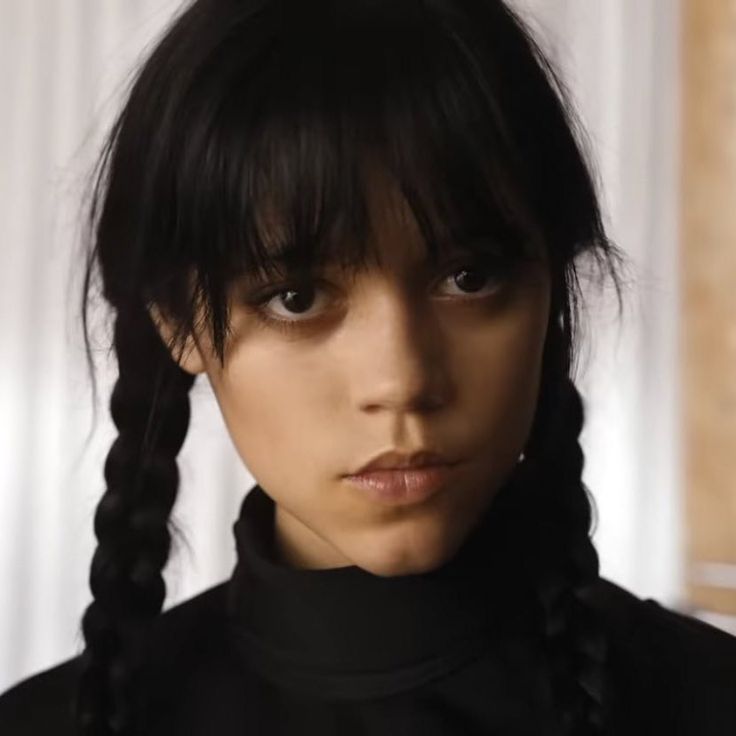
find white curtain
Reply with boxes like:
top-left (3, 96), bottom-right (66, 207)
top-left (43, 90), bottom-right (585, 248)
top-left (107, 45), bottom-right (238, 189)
top-left (0, 0), bottom-right (683, 692)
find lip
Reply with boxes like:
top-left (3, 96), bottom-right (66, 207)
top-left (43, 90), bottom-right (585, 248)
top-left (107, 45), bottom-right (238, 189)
top-left (343, 463), bottom-right (459, 506)
top-left (350, 449), bottom-right (455, 474)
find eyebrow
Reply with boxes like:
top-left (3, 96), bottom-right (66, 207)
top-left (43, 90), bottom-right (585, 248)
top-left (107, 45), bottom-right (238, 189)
top-left (252, 221), bottom-right (531, 283)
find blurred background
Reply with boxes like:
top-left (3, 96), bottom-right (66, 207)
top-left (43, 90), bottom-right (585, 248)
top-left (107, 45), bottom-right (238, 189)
top-left (1, 0), bottom-right (735, 694)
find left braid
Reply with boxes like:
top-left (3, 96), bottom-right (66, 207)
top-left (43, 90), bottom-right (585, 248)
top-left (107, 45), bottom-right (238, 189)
top-left (498, 319), bottom-right (610, 735)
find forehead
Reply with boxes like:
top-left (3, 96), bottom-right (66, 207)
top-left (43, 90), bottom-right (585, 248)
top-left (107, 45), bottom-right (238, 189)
top-left (254, 166), bottom-right (441, 272)
top-left (242, 149), bottom-right (546, 287)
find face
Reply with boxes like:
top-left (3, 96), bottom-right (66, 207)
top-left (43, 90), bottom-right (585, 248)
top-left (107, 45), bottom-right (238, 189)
top-left (153, 173), bottom-right (552, 577)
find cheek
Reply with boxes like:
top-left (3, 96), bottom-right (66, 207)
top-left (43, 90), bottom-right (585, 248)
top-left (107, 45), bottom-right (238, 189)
top-left (458, 305), bottom-right (548, 456)
top-left (208, 355), bottom-right (331, 488)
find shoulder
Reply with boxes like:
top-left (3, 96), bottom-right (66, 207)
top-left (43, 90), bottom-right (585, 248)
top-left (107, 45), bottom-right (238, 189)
top-left (586, 576), bottom-right (736, 666)
top-left (0, 656), bottom-right (82, 736)
top-left (584, 577), bottom-right (736, 735)
top-left (0, 582), bottom-right (230, 735)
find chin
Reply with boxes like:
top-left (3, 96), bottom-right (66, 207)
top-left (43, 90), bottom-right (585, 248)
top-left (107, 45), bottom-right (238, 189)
top-left (352, 534), bottom-right (458, 578)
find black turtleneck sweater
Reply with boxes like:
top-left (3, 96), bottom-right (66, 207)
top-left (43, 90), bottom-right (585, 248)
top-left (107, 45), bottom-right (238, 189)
top-left (2, 482), bottom-right (736, 735)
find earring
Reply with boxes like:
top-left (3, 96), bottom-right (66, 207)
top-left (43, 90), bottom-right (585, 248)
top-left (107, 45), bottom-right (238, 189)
top-left (517, 451), bottom-right (526, 464)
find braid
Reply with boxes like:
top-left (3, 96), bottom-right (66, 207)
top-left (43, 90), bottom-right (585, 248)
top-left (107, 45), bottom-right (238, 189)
top-left (512, 322), bottom-right (610, 735)
top-left (75, 306), bottom-right (196, 735)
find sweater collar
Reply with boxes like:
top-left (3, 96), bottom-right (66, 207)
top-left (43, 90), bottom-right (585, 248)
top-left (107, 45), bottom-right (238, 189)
top-left (225, 476), bottom-right (543, 700)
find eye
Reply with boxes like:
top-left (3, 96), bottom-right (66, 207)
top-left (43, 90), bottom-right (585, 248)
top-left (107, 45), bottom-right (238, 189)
top-left (436, 256), bottom-right (512, 298)
top-left (255, 282), bottom-right (328, 321)
top-left (244, 255), bottom-right (517, 334)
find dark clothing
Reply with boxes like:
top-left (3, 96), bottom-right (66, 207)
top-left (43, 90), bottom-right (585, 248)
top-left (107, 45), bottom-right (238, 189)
top-left (2, 482), bottom-right (736, 734)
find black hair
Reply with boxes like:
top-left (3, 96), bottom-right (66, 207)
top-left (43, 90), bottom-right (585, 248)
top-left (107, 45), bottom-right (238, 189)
top-left (77, 0), bottom-right (629, 733)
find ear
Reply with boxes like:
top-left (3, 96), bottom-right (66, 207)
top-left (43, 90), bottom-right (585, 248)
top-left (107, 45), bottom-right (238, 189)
top-left (147, 304), bottom-right (207, 376)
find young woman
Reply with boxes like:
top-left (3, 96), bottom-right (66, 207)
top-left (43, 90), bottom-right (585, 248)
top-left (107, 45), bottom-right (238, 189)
top-left (2, 0), bottom-right (735, 734)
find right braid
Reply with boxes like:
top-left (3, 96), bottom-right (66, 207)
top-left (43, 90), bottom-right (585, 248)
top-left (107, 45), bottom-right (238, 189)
top-left (75, 307), bottom-right (195, 735)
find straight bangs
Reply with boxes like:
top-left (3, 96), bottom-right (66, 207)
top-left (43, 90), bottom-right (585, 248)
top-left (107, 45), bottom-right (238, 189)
top-left (89, 0), bottom-right (611, 366)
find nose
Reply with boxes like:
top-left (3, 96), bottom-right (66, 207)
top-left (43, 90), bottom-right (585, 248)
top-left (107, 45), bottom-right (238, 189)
top-left (349, 289), bottom-right (451, 415)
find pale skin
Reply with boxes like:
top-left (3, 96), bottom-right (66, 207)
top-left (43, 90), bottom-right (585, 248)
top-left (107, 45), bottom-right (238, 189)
top-left (151, 172), bottom-right (552, 578)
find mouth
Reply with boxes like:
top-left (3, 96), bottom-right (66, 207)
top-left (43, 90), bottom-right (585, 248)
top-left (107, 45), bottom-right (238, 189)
top-left (342, 462), bottom-right (460, 506)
